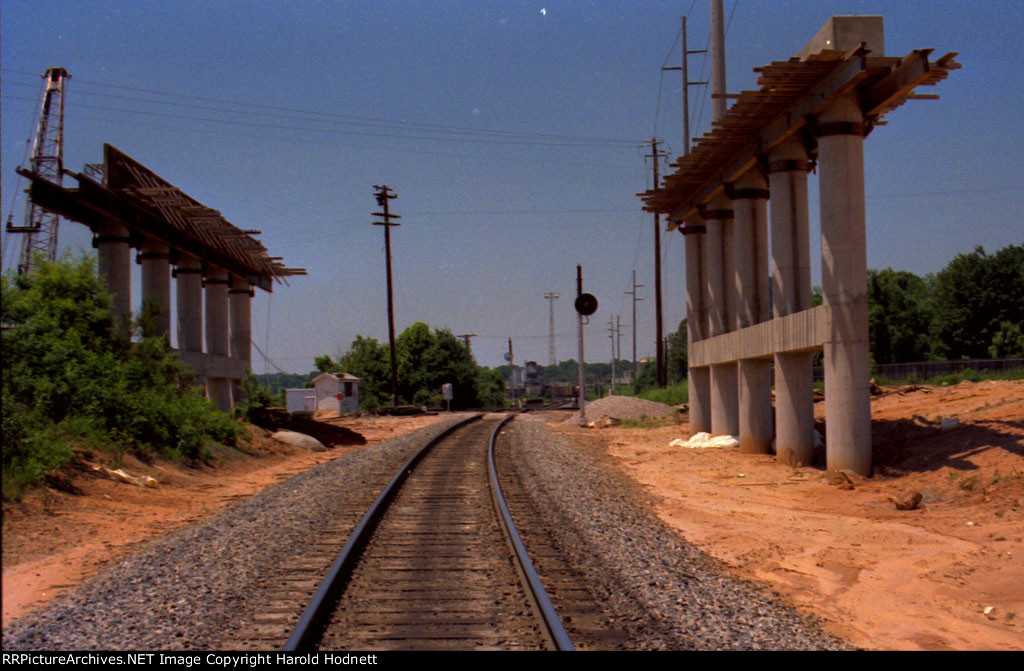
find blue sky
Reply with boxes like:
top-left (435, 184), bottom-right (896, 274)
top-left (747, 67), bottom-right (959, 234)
top-left (3, 1), bottom-right (1021, 374)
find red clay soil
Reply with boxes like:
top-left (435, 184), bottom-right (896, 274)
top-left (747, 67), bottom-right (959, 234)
top-left (554, 379), bottom-right (1023, 650)
top-left (3, 383), bottom-right (1022, 650)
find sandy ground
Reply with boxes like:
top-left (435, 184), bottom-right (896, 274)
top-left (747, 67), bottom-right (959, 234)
top-left (0, 413), bottom-right (446, 629)
top-left (3, 382), bottom-right (1022, 650)
top-left (550, 379), bottom-right (1023, 651)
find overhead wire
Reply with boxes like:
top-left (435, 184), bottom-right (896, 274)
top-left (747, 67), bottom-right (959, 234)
top-left (17, 107), bottom-right (641, 172)
top-left (652, 0), bottom-right (701, 141)
top-left (1, 93), bottom-right (638, 149)
top-left (2, 69), bottom-right (641, 147)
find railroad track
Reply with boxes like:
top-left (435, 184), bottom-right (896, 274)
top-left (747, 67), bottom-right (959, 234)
top-left (283, 413), bottom-right (574, 651)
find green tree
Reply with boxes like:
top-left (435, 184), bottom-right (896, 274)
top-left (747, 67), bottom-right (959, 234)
top-left (2, 255), bottom-right (239, 498)
top-left (867, 268), bottom-right (933, 364)
top-left (989, 321), bottom-right (1024, 357)
top-left (474, 368), bottom-right (507, 408)
top-left (930, 244), bottom-right (1024, 359)
top-left (635, 358), bottom-right (657, 390)
top-left (667, 318), bottom-right (688, 383)
top-left (331, 336), bottom-right (391, 409)
top-left (324, 323), bottom-right (504, 410)
top-left (396, 322), bottom-right (436, 403)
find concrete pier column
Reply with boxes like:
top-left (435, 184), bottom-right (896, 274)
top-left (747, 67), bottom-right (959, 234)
top-left (731, 170), bottom-right (770, 330)
top-left (139, 238), bottom-right (171, 337)
top-left (731, 170), bottom-right (773, 453)
top-left (684, 223), bottom-right (711, 433)
top-left (704, 197), bottom-right (738, 436)
top-left (769, 140), bottom-right (815, 466)
top-left (817, 95), bottom-right (872, 475)
top-left (229, 276), bottom-right (253, 404)
top-left (204, 266), bottom-right (232, 412)
top-left (94, 221), bottom-right (132, 321)
top-left (174, 253), bottom-right (203, 355)
top-left (710, 362), bottom-right (739, 436)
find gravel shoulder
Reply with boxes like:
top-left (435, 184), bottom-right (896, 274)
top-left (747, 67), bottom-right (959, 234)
top-left (2, 414), bottom-right (474, 651)
top-left (550, 380), bottom-right (1024, 651)
top-left (506, 414), bottom-right (847, 650)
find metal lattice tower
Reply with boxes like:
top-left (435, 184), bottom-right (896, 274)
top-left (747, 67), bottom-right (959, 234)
top-left (7, 67), bottom-right (70, 275)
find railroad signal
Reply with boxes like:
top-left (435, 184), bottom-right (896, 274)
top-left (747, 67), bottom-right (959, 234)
top-left (574, 293), bottom-right (598, 316)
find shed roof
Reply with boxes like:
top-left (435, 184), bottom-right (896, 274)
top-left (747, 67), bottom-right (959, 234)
top-left (312, 372), bottom-right (360, 383)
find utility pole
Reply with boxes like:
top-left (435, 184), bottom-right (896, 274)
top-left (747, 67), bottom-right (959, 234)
top-left (457, 333), bottom-right (477, 358)
top-left (576, 265), bottom-right (586, 425)
top-left (646, 138), bottom-right (669, 387)
top-left (372, 185), bottom-right (401, 408)
top-left (616, 315), bottom-right (624, 364)
top-left (625, 270), bottom-right (644, 392)
top-left (608, 317), bottom-right (617, 395)
top-left (608, 315), bottom-right (625, 394)
top-left (711, 0), bottom-right (728, 123)
top-left (544, 292), bottom-right (559, 366)
top-left (662, 15), bottom-right (707, 155)
top-left (6, 67), bottom-right (70, 275)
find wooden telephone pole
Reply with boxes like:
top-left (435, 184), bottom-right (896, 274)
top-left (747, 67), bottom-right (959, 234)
top-left (646, 139), bottom-right (670, 387)
top-left (625, 270), bottom-right (644, 392)
top-left (662, 14), bottom-right (707, 155)
top-left (373, 185), bottom-right (400, 408)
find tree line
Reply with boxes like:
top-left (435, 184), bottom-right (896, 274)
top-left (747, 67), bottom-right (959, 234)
top-left (867, 243), bottom-right (1023, 363)
top-left (314, 322), bottom-right (506, 410)
top-left (558, 242), bottom-right (1024, 390)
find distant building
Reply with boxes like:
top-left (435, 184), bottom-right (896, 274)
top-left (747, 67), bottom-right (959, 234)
top-left (285, 388), bottom-right (317, 414)
top-left (312, 372), bottom-right (360, 413)
top-left (524, 360), bottom-right (543, 396)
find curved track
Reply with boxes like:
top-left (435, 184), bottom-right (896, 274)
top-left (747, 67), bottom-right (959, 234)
top-left (284, 414), bottom-right (572, 651)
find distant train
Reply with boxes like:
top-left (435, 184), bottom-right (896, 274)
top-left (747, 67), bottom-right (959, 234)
top-left (544, 384), bottom-right (576, 400)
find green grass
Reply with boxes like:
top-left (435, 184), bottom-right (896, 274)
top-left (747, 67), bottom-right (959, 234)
top-left (874, 367), bottom-right (1024, 387)
top-left (619, 417), bottom-right (678, 428)
top-left (637, 381), bottom-right (689, 406)
top-left (606, 381), bottom-right (689, 406)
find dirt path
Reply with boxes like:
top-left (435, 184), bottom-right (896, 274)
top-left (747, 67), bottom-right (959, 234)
top-left (1, 414), bottom-right (446, 628)
top-left (551, 379), bottom-right (1023, 650)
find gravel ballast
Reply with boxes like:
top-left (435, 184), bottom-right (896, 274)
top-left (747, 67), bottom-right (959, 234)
top-left (566, 395), bottom-right (676, 424)
top-left (4, 411), bottom-right (848, 650)
top-left (2, 415), bottom-right (473, 651)
top-left (505, 414), bottom-right (849, 650)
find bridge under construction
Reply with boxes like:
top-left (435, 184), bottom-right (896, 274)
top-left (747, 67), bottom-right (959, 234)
top-left (16, 143), bottom-right (306, 411)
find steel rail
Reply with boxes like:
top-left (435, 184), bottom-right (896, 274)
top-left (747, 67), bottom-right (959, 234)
top-left (487, 413), bottom-right (575, 651)
top-left (282, 411), bottom-right (572, 651)
top-left (282, 413), bottom-right (482, 651)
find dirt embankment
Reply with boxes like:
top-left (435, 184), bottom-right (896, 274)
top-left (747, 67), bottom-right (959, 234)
top-left (0, 413), bottom-right (446, 628)
top-left (554, 379), bottom-right (1023, 651)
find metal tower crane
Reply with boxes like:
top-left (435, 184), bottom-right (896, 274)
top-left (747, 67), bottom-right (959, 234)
top-left (6, 67), bottom-right (70, 275)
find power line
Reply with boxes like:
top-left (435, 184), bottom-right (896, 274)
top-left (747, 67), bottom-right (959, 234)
top-left (2, 69), bottom-right (642, 147)
top-left (0, 104), bottom-right (642, 172)
top-left (0, 93), bottom-right (637, 148)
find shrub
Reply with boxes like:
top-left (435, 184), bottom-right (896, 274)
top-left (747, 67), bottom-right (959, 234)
top-left (2, 254), bottom-right (242, 498)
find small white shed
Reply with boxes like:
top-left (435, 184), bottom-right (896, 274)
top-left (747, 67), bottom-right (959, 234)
top-left (312, 372), bottom-right (360, 414)
top-left (285, 388), bottom-right (317, 414)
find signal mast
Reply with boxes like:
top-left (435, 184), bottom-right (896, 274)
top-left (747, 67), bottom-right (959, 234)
top-left (6, 67), bottom-right (70, 275)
